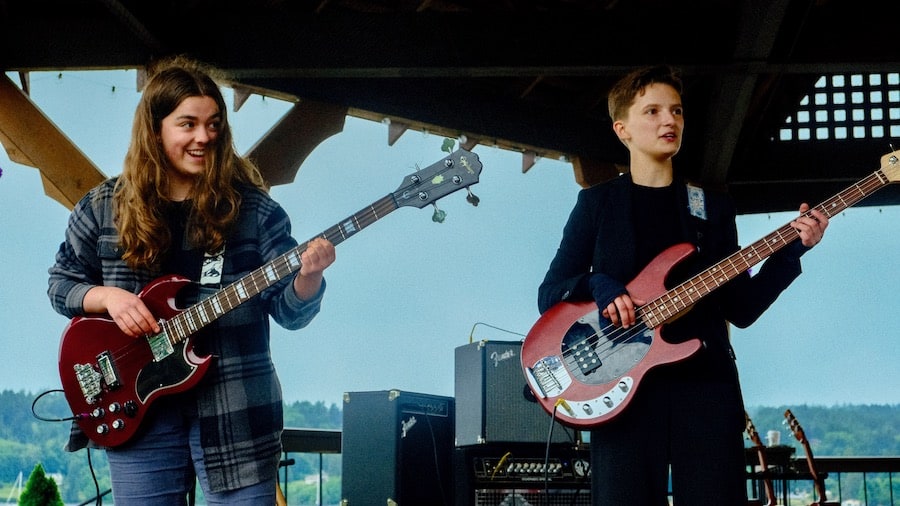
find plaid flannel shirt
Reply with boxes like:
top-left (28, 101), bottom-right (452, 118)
top-left (49, 178), bottom-right (325, 492)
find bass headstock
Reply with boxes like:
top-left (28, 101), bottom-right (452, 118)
top-left (391, 149), bottom-right (482, 209)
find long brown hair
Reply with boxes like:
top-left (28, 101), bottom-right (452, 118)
top-left (114, 56), bottom-right (266, 270)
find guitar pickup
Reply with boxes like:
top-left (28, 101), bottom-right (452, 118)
top-left (567, 340), bottom-right (602, 374)
top-left (147, 331), bottom-right (175, 362)
top-left (96, 351), bottom-right (122, 390)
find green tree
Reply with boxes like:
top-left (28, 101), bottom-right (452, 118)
top-left (18, 463), bottom-right (63, 506)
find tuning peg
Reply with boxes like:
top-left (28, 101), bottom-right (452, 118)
top-left (432, 203), bottom-right (446, 223)
top-left (441, 137), bottom-right (456, 154)
top-left (466, 188), bottom-right (480, 207)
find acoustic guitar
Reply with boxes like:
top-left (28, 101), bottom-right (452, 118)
top-left (745, 411), bottom-right (777, 506)
top-left (784, 409), bottom-right (838, 506)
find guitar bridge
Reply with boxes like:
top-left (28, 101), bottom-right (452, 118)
top-left (527, 355), bottom-right (572, 398)
top-left (73, 363), bottom-right (103, 404)
top-left (71, 350), bottom-right (123, 404)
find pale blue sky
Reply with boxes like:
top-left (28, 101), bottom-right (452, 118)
top-left (2, 70), bottom-right (898, 411)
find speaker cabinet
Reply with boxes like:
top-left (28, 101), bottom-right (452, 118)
top-left (341, 390), bottom-right (455, 506)
top-left (454, 340), bottom-right (574, 446)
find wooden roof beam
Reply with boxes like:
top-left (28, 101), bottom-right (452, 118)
top-left (244, 98), bottom-right (348, 186)
top-left (0, 73), bottom-right (105, 209)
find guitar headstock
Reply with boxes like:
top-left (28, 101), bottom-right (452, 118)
top-left (391, 149), bottom-right (483, 209)
top-left (880, 149), bottom-right (900, 182)
top-left (745, 411), bottom-right (765, 448)
top-left (784, 408), bottom-right (808, 445)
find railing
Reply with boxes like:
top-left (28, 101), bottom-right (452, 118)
top-left (281, 432), bottom-right (899, 506)
top-left (746, 452), bottom-right (900, 506)
top-left (279, 428), bottom-right (341, 506)
top-left (816, 456), bottom-right (899, 506)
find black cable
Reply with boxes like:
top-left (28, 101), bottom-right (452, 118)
top-left (467, 321), bottom-right (526, 343)
top-left (31, 389), bottom-right (109, 505)
top-left (30, 389), bottom-right (78, 422)
top-left (543, 401), bottom-right (587, 506)
top-left (87, 448), bottom-right (102, 505)
top-left (543, 403), bottom-right (559, 504)
top-left (424, 412), bottom-right (451, 506)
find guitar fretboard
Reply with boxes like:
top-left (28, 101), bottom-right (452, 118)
top-left (641, 168), bottom-right (892, 328)
top-left (161, 194), bottom-right (400, 344)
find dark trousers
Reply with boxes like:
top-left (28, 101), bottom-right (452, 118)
top-left (589, 374), bottom-right (748, 506)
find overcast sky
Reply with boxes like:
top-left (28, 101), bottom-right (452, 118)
top-left (2, 70), bottom-right (898, 419)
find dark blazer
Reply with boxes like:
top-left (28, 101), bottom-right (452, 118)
top-left (538, 173), bottom-right (807, 360)
top-left (539, 173), bottom-right (813, 505)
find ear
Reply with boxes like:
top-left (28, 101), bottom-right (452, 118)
top-left (613, 120), bottom-right (630, 144)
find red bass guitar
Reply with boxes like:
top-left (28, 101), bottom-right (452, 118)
top-left (58, 149), bottom-right (482, 447)
top-left (521, 150), bottom-right (900, 429)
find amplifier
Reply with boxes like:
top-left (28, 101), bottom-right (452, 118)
top-left (455, 340), bottom-right (575, 446)
top-left (341, 390), bottom-right (455, 506)
top-left (454, 442), bottom-right (591, 506)
top-left (472, 489), bottom-right (591, 506)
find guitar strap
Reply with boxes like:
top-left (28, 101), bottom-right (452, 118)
top-left (685, 183), bottom-right (741, 367)
top-left (200, 246), bottom-right (225, 286)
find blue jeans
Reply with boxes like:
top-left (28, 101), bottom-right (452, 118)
top-left (106, 397), bottom-right (276, 505)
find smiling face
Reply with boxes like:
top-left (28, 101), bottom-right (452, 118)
top-left (613, 82), bottom-right (684, 163)
top-left (159, 95), bottom-right (221, 200)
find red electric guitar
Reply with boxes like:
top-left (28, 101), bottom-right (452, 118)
top-left (521, 150), bottom-right (900, 429)
top-left (58, 149), bottom-right (482, 447)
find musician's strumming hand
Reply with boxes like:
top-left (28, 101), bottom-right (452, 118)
top-left (84, 285), bottom-right (161, 338)
top-left (791, 203), bottom-right (829, 248)
top-left (602, 293), bottom-right (646, 328)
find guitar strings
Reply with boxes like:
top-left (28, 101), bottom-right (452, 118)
top-left (557, 309), bottom-right (654, 371)
top-left (74, 193), bottom-right (404, 398)
top-left (554, 166), bottom-right (892, 371)
top-left (81, 155), bottom-right (472, 375)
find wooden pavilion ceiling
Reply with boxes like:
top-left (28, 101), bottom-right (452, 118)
top-left (2, 0), bottom-right (900, 212)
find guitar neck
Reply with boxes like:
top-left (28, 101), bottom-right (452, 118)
top-left (785, 409), bottom-right (829, 502)
top-left (162, 194), bottom-right (399, 343)
top-left (642, 167), bottom-right (892, 328)
top-left (801, 438), bottom-right (829, 502)
top-left (745, 413), bottom-right (776, 506)
top-left (147, 147), bottom-right (483, 347)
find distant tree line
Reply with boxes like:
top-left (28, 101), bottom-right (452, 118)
top-left (0, 389), bottom-right (341, 504)
top-left (746, 404), bottom-right (900, 504)
top-left (1, 390), bottom-right (897, 504)
top-left (746, 404), bottom-right (900, 456)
